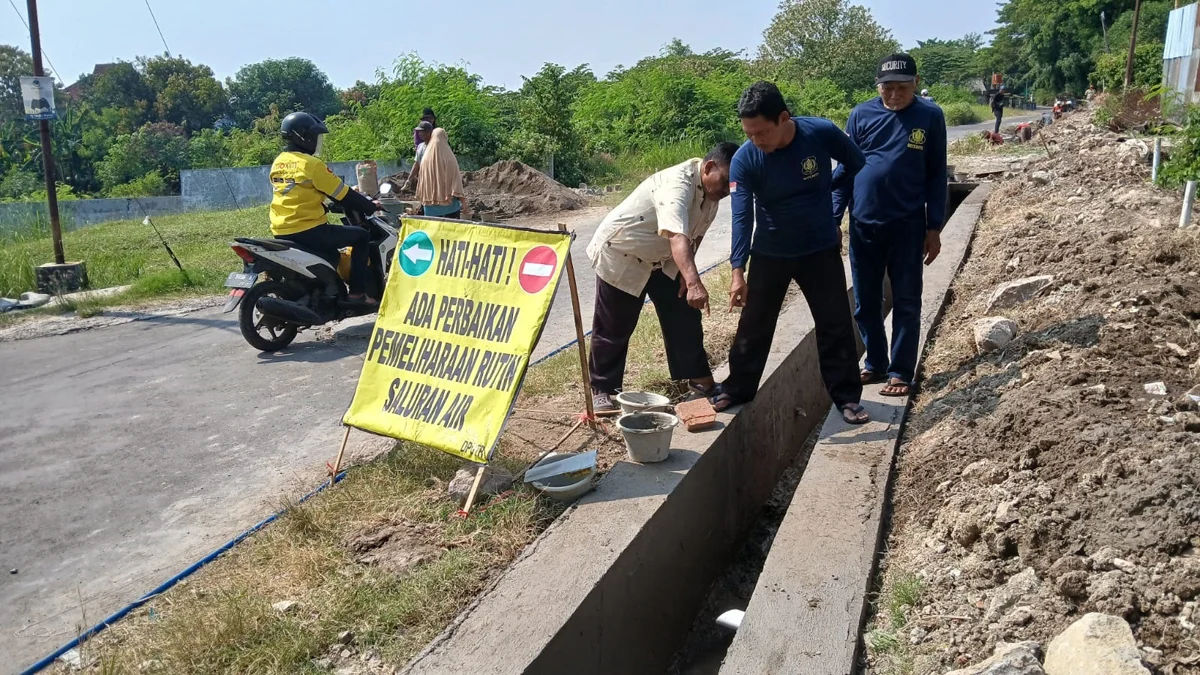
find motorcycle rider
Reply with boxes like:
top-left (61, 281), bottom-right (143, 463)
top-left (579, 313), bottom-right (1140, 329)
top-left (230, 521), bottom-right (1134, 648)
top-left (269, 112), bottom-right (380, 305)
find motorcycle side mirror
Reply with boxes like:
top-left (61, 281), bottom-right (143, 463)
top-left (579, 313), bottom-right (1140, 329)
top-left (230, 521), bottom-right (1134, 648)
top-left (378, 183), bottom-right (393, 196)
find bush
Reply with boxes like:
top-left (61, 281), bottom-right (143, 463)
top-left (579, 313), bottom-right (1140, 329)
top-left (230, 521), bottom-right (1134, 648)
top-left (927, 84), bottom-right (977, 105)
top-left (1157, 104), bottom-right (1200, 188)
top-left (106, 171), bottom-right (169, 197)
top-left (943, 102), bottom-right (981, 125)
top-left (1092, 42), bottom-right (1163, 93)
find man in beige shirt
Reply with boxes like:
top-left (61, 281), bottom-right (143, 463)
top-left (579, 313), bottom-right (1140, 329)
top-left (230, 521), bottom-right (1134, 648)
top-left (585, 142), bottom-right (739, 413)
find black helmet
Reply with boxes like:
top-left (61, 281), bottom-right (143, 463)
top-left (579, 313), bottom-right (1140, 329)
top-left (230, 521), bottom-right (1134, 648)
top-left (280, 112), bottom-right (328, 155)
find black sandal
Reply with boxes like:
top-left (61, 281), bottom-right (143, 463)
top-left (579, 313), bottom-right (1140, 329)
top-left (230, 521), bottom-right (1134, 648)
top-left (839, 402), bottom-right (870, 425)
top-left (710, 384), bottom-right (751, 412)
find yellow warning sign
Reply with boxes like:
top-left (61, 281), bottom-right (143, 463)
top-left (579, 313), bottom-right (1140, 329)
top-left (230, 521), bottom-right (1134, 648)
top-left (343, 217), bottom-right (571, 463)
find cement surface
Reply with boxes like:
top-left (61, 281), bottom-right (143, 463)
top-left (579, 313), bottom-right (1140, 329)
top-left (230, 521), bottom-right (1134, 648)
top-left (719, 185), bottom-right (992, 675)
top-left (0, 201), bottom-right (732, 670)
top-left (404, 254), bottom-right (862, 675)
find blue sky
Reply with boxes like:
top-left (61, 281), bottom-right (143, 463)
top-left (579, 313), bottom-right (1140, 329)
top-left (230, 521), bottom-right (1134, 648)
top-left (2, 0), bottom-right (1002, 89)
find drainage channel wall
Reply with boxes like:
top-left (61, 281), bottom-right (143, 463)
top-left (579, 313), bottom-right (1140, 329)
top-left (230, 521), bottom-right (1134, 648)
top-left (721, 183), bottom-right (991, 674)
top-left (404, 267), bottom-right (879, 674)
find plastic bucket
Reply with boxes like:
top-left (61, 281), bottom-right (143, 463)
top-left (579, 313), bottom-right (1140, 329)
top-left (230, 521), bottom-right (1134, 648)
top-left (616, 412), bottom-right (679, 464)
top-left (530, 452), bottom-right (595, 503)
top-left (614, 391), bottom-right (671, 415)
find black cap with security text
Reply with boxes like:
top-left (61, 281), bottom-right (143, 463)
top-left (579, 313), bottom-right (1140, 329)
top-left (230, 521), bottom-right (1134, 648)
top-left (876, 53), bottom-right (918, 83)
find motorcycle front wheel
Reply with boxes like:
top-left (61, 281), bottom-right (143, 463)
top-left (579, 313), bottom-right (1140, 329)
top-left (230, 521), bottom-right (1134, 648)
top-left (239, 280), bottom-right (300, 352)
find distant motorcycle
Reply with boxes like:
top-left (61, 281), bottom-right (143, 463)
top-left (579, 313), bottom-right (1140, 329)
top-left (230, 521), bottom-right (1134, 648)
top-left (223, 184), bottom-right (399, 351)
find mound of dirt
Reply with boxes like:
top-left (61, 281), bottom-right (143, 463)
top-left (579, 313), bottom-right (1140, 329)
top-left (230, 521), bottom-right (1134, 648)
top-left (871, 114), bottom-right (1200, 673)
top-left (463, 160), bottom-right (588, 220)
top-left (381, 160), bottom-right (588, 221)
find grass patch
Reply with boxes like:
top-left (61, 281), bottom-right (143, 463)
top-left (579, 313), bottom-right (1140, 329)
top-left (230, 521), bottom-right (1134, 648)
top-left (0, 207), bottom-right (269, 299)
top-left (864, 569), bottom-right (924, 675)
top-left (62, 444), bottom-right (562, 673)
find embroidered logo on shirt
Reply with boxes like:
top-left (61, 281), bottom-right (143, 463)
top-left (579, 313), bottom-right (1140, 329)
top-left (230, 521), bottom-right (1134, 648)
top-left (802, 156), bottom-right (819, 180)
top-left (908, 128), bottom-right (927, 150)
top-left (729, 181), bottom-right (737, 193)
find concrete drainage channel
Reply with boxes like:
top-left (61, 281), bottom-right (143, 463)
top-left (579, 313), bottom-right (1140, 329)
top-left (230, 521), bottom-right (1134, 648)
top-left (401, 183), bottom-right (989, 675)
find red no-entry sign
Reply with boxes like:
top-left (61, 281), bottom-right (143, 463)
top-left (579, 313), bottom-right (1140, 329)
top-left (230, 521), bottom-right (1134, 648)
top-left (518, 246), bottom-right (558, 294)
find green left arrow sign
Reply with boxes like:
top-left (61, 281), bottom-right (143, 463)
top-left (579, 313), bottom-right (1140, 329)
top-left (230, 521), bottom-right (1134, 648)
top-left (399, 231), bottom-right (435, 277)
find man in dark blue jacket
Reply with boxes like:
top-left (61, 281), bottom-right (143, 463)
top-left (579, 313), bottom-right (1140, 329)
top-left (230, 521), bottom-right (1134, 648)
top-left (714, 81), bottom-right (869, 424)
top-left (832, 53), bottom-right (948, 398)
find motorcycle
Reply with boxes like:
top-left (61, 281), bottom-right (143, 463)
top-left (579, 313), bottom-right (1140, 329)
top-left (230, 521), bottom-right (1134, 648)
top-left (222, 184), bottom-right (400, 351)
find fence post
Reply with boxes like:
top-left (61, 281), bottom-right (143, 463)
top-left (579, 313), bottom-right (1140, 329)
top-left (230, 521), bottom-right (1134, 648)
top-left (1180, 180), bottom-right (1196, 228)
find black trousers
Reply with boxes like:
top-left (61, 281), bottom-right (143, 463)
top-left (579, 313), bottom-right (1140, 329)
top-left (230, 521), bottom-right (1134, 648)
top-left (280, 224), bottom-right (370, 295)
top-left (723, 247), bottom-right (862, 408)
top-left (993, 108), bottom-right (1004, 134)
top-left (589, 271), bottom-right (710, 395)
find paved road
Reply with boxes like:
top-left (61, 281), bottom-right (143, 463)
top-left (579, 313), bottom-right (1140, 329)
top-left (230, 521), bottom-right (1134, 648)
top-left (0, 112), bottom-right (1011, 668)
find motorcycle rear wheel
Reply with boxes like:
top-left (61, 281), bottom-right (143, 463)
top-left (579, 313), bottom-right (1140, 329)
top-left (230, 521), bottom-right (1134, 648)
top-left (239, 280), bottom-right (301, 352)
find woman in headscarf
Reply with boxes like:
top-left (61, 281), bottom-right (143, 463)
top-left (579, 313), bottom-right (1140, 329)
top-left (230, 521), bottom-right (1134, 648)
top-left (416, 127), bottom-right (470, 219)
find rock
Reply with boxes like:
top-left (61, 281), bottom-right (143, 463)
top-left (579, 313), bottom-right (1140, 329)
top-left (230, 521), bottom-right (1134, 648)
top-left (953, 514), bottom-right (983, 548)
top-left (448, 466), bottom-right (515, 502)
top-left (1003, 606), bottom-right (1034, 627)
top-left (1030, 171), bottom-right (1051, 185)
top-left (1176, 411), bottom-right (1200, 432)
top-left (963, 459), bottom-right (1006, 485)
top-left (1090, 547), bottom-right (1123, 570)
top-left (0, 298), bottom-right (15, 313)
top-left (18, 291), bottom-right (50, 308)
top-left (272, 600), bottom-right (299, 613)
top-left (337, 630), bottom-right (355, 645)
top-left (1044, 613), bottom-right (1149, 675)
top-left (975, 317), bottom-right (1019, 353)
top-left (986, 275), bottom-right (1054, 312)
top-left (1111, 558), bottom-right (1137, 573)
top-left (910, 626), bottom-right (928, 644)
top-left (1049, 555), bottom-right (1090, 579)
top-left (1056, 571), bottom-right (1091, 600)
top-left (312, 658), bottom-right (333, 669)
top-left (995, 501), bottom-right (1021, 525)
top-left (945, 640), bottom-right (1045, 675)
top-left (986, 568), bottom-right (1041, 622)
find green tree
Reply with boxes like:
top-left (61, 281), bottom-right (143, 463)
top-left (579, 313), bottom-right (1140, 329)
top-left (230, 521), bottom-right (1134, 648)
top-left (97, 122), bottom-right (189, 193)
top-left (759, 0), bottom-right (900, 94)
top-left (140, 55), bottom-right (227, 132)
top-left (505, 63), bottom-right (593, 185)
top-left (0, 45), bottom-right (34, 124)
top-left (83, 62), bottom-right (154, 127)
top-left (1092, 41), bottom-right (1164, 91)
top-left (911, 36), bottom-right (983, 87)
top-left (226, 58), bottom-right (341, 128)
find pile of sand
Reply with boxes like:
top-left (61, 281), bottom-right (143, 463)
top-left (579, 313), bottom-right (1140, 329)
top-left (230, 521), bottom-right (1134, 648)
top-left (381, 160), bottom-right (588, 221)
top-left (463, 160), bottom-right (587, 220)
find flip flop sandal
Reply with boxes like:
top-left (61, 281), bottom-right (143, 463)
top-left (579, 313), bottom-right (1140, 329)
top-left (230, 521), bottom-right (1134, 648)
top-left (710, 385), bottom-right (750, 413)
top-left (879, 380), bottom-right (912, 397)
top-left (839, 402), bottom-right (870, 425)
top-left (860, 370), bottom-right (888, 384)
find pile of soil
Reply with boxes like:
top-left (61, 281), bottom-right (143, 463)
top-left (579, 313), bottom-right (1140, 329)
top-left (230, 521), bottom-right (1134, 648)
top-left (871, 114), bottom-right (1200, 673)
top-left (382, 160), bottom-right (588, 221)
top-left (463, 160), bottom-right (588, 220)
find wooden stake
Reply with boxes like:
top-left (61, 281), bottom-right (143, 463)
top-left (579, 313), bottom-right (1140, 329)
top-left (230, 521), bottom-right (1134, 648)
top-left (558, 223), bottom-right (596, 422)
top-left (328, 426), bottom-right (351, 487)
top-left (461, 464), bottom-right (488, 514)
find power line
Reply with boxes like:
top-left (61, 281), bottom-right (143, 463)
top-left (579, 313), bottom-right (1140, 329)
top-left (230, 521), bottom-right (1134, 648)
top-left (6, 0), bottom-right (62, 83)
top-left (143, 0), bottom-right (171, 56)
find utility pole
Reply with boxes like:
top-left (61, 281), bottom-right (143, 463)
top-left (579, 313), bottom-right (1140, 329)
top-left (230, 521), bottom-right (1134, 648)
top-left (1125, 0), bottom-right (1143, 88)
top-left (26, 0), bottom-right (65, 265)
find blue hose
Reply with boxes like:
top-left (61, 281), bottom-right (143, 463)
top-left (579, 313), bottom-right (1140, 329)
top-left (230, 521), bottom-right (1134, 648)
top-left (21, 255), bottom-right (733, 673)
top-left (20, 471), bottom-right (347, 675)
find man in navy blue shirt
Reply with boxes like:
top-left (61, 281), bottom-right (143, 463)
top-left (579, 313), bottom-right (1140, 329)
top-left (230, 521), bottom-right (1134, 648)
top-left (832, 53), bottom-right (948, 398)
top-left (714, 81), bottom-right (869, 424)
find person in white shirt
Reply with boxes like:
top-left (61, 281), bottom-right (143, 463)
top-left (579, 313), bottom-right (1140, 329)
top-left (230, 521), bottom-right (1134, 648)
top-left (585, 142), bottom-right (739, 413)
